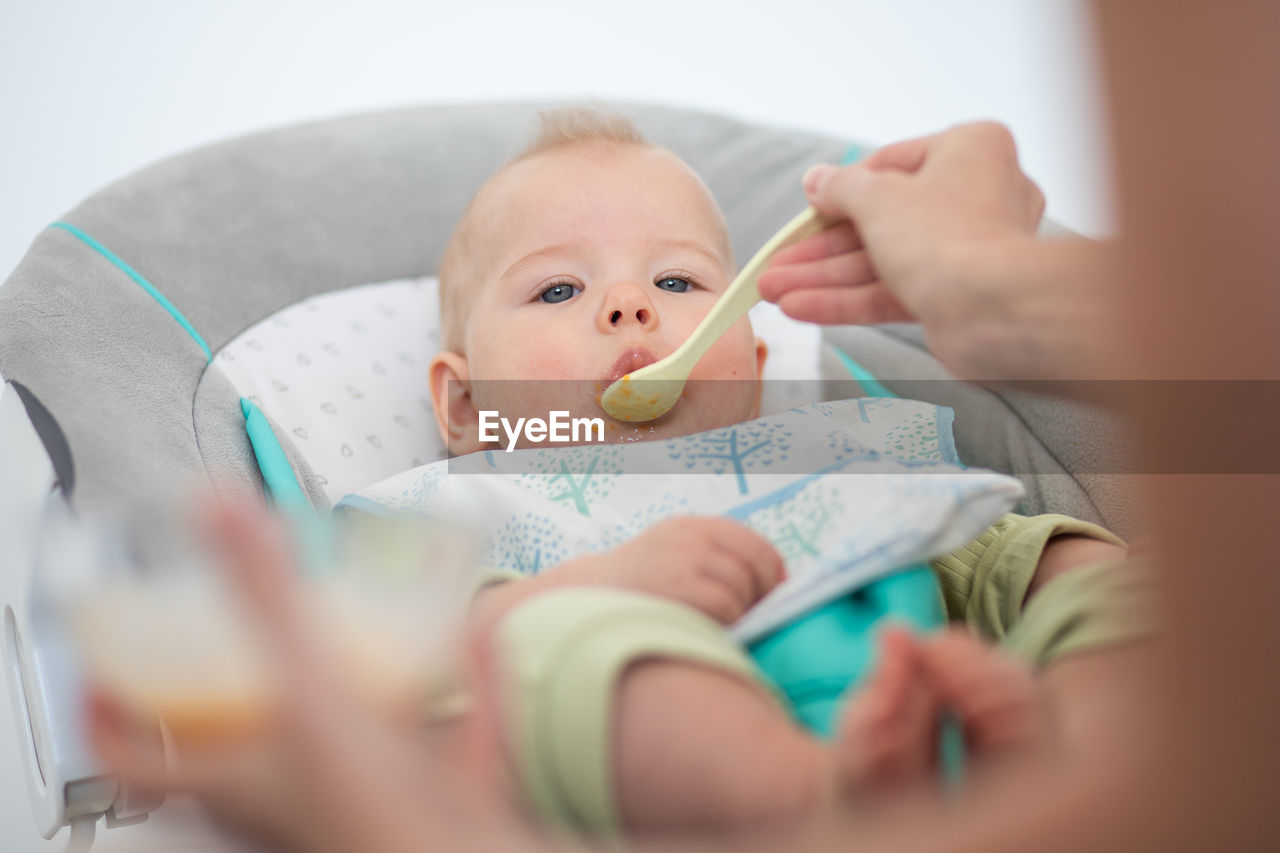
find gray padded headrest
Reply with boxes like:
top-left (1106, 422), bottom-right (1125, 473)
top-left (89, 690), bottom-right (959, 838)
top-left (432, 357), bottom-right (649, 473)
top-left (0, 100), bottom-right (1131, 536)
top-left (0, 102), bottom-right (848, 513)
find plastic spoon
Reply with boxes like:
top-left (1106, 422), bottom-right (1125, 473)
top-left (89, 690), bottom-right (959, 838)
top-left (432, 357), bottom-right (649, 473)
top-left (600, 206), bottom-right (832, 422)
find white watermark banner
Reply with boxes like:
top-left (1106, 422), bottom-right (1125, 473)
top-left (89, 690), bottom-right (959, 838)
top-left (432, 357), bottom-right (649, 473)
top-left (478, 410), bottom-right (605, 452)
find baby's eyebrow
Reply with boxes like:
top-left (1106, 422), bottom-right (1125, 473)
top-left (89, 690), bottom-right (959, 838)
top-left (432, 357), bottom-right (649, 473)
top-left (657, 238), bottom-right (729, 270)
top-left (499, 244), bottom-right (576, 283)
top-left (498, 238), bottom-right (728, 284)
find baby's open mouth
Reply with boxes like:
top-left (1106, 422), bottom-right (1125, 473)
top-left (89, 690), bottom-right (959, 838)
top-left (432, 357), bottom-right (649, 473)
top-left (602, 347), bottom-right (658, 386)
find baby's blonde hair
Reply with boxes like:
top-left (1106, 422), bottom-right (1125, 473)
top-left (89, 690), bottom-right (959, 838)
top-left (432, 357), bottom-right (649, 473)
top-left (438, 108), bottom-right (651, 352)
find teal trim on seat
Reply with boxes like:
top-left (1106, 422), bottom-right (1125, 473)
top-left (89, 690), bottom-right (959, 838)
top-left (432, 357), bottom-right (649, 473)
top-left (241, 398), bottom-right (310, 514)
top-left (241, 397), bottom-right (333, 575)
top-left (831, 345), bottom-right (896, 399)
top-left (840, 143), bottom-right (866, 165)
top-left (831, 346), bottom-right (964, 466)
top-left (50, 221), bottom-right (212, 363)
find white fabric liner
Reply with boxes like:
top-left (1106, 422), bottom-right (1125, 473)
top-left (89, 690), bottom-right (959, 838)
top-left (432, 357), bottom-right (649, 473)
top-left (215, 277), bottom-right (825, 503)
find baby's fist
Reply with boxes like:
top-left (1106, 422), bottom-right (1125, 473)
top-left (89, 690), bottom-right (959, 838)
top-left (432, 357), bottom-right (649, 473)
top-left (609, 517), bottom-right (786, 624)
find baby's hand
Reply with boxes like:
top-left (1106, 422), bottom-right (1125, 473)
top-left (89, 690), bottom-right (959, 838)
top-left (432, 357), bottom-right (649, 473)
top-left (471, 517), bottom-right (785, 631)
top-left (603, 517), bottom-right (786, 624)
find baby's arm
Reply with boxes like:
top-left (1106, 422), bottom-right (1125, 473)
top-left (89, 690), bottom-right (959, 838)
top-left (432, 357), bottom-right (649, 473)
top-left (931, 513), bottom-right (1131, 658)
top-left (471, 517), bottom-right (786, 633)
top-left (1024, 532), bottom-right (1127, 604)
top-left (933, 514), bottom-right (1152, 758)
top-left (470, 521), bottom-right (821, 832)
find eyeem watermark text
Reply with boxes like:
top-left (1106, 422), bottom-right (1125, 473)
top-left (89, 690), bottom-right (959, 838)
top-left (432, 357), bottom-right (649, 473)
top-left (479, 410), bottom-right (605, 452)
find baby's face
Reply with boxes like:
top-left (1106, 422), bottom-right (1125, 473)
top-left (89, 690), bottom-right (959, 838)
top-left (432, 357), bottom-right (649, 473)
top-left (435, 142), bottom-right (766, 452)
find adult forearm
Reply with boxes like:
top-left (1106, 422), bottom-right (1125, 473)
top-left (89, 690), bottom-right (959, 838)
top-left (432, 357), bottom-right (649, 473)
top-left (933, 236), bottom-right (1121, 390)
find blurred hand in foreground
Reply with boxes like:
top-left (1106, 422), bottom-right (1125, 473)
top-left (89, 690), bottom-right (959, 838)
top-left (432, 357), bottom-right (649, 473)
top-left (87, 502), bottom-right (542, 853)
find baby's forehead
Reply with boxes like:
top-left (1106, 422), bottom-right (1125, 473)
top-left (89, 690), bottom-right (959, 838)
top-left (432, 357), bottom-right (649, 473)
top-left (487, 144), bottom-right (697, 209)
top-left (472, 142), bottom-right (733, 262)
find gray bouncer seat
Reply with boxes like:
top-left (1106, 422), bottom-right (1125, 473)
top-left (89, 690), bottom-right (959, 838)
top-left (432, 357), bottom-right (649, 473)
top-left (0, 101), bottom-right (1131, 846)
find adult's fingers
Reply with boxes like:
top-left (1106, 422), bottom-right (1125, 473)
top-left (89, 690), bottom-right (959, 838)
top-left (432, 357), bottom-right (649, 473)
top-left (797, 134), bottom-right (933, 212)
top-left (86, 691), bottom-right (172, 793)
top-left (918, 630), bottom-right (1051, 754)
top-left (775, 282), bottom-right (914, 326)
top-left (769, 220), bottom-right (862, 267)
top-left (837, 628), bottom-right (937, 784)
top-left (1027, 178), bottom-right (1047, 225)
top-left (804, 163), bottom-right (912, 228)
top-left (758, 249), bottom-right (876, 301)
top-left (198, 502), bottom-right (350, 721)
top-left (87, 690), bottom-right (273, 798)
top-left (790, 137), bottom-right (932, 239)
top-left (457, 632), bottom-right (515, 797)
top-left (200, 502), bottom-right (305, 648)
top-left (868, 627), bottom-right (920, 713)
top-left (860, 134), bottom-right (937, 172)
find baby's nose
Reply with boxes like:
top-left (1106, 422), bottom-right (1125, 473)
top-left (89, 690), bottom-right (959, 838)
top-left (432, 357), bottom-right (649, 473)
top-left (598, 284), bottom-right (658, 332)
top-left (609, 306), bottom-right (651, 326)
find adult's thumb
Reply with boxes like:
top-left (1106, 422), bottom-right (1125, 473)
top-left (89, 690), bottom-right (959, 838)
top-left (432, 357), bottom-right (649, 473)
top-left (803, 161), bottom-right (885, 223)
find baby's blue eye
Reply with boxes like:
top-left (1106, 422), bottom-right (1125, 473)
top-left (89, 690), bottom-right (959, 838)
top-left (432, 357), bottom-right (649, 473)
top-left (655, 277), bottom-right (691, 293)
top-left (540, 283), bottom-right (580, 303)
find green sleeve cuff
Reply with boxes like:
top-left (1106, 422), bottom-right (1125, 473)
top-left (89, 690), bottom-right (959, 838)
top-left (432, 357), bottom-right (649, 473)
top-left (474, 567), bottom-right (524, 594)
top-left (930, 513), bottom-right (1126, 641)
top-left (1005, 557), bottom-right (1156, 669)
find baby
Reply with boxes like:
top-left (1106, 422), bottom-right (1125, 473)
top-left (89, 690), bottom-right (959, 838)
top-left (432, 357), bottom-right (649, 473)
top-left (423, 109), bottom-right (1130, 833)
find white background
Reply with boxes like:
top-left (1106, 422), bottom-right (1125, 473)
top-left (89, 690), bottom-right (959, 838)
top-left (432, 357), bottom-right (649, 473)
top-left (0, 1), bottom-right (1110, 848)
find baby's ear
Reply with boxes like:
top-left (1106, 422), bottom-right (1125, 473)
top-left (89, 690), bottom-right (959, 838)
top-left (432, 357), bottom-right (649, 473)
top-left (428, 352), bottom-right (485, 456)
top-left (751, 337), bottom-right (769, 419)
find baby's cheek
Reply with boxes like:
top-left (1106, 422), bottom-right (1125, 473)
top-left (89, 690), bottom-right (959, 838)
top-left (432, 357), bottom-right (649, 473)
top-left (682, 331), bottom-right (760, 427)
top-left (472, 341), bottom-right (575, 381)
top-left (521, 349), bottom-right (582, 380)
top-left (467, 345), bottom-right (598, 423)
top-left (690, 322), bottom-right (759, 381)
